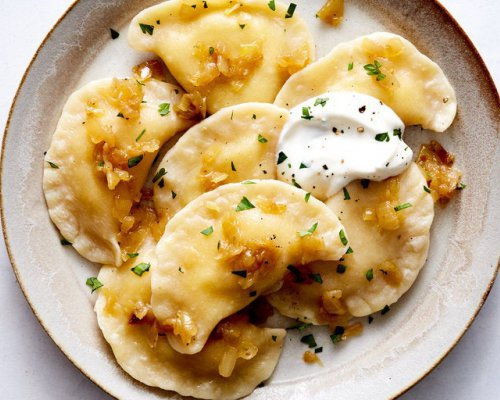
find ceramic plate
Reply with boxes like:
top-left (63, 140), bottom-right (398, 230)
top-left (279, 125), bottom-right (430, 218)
top-left (1, 1), bottom-right (498, 399)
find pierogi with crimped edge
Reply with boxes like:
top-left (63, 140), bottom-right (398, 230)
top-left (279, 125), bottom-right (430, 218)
top-left (128, 0), bottom-right (314, 114)
top-left (275, 32), bottom-right (457, 132)
top-left (153, 102), bottom-right (288, 218)
top-left (267, 163), bottom-right (434, 322)
top-left (152, 180), bottom-right (348, 355)
top-left (95, 238), bottom-right (285, 400)
top-left (43, 77), bottom-right (195, 266)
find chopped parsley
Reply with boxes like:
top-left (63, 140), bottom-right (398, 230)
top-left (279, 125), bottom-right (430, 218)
top-left (315, 347), bottom-right (323, 354)
top-left (139, 23), bottom-right (154, 35)
top-left (200, 226), bottom-right (214, 236)
top-left (343, 187), bottom-right (351, 200)
top-left (360, 179), bottom-right (370, 189)
top-left (301, 107), bottom-right (313, 120)
top-left (330, 326), bottom-right (345, 344)
top-left (381, 305), bottom-right (391, 315)
top-left (158, 178), bottom-right (165, 188)
top-left (97, 161), bottom-right (104, 167)
top-left (368, 316), bottom-right (374, 324)
top-left (375, 132), bottom-right (390, 142)
top-left (242, 180), bottom-right (256, 184)
top-left (235, 196), bottom-right (255, 212)
top-left (393, 128), bottom-right (402, 139)
top-left (136, 79), bottom-right (145, 86)
top-left (86, 277), bottom-right (103, 293)
top-left (128, 155), bottom-right (143, 168)
top-left (268, 0), bottom-right (276, 11)
top-left (310, 273), bottom-right (323, 284)
top-left (171, 190), bottom-right (177, 199)
top-left (158, 103), bottom-right (170, 116)
top-left (394, 203), bottom-right (412, 211)
top-left (305, 192), bottom-right (311, 203)
top-left (298, 222), bottom-right (318, 237)
top-left (277, 151), bottom-right (288, 164)
top-left (339, 229), bottom-right (348, 245)
top-left (457, 183), bottom-right (467, 190)
top-left (257, 134), bottom-right (268, 143)
top-left (131, 262), bottom-right (151, 276)
top-left (178, 266), bottom-right (184, 273)
top-left (299, 163), bottom-right (309, 169)
top-left (239, 24), bottom-right (246, 29)
top-left (363, 60), bottom-right (386, 81)
top-left (272, 335), bottom-right (277, 342)
top-left (348, 62), bottom-right (354, 71)
top-left (232, 270), bottom-right (247, 278)
top-left (292, 178), bottom-right (302, 189)
top-left (127, 253), bottom-right (139, 259)
top-left (152, 168), bottom-right (167, 183)
top-left (314, 97), bottom-right (328, 107)
top-left (110, 28), bottom-right (119, 39)
top-left (209, 46), bottom-right (215, 55)
top-left (423, 185), bottom-right (431, 194)
top-left (60, 238), bottom-right (72, 246)
top-left (47, 161), bottom-right (59, 169)
top-left (287, 322), bottom-right (312, 331)
top-left (366, 268), bottom-right (374, 281)
top-left (231, 161), bottom-right (236, 171)
top-left (135, 129), bottom-right (146, 142)
top-left (346, 246), bottom-right (353, 254)
top-left (287, 265), bottom-right (304, 283)
top-left (336, 264), bottom-right (346, 274)
top-left (252, 114), bottom-right (257, 119)
top-left (117, 112), bottom-right (124, 118)
top-left (301, 334), bottom-right (317, 348)
top-left (202, 0), bottom-right (208, 8)
top-left (285, 3), bottom-right (297, 18)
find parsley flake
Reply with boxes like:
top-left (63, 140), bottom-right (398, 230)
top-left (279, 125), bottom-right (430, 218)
top-left (135, 129), bottom-right (146, 142)
top-left (153, 168), bottom-right (167, 183)
top-left (381, 305), bottom-right (391, 315)
top-left (393, 128), bottom-right (402, 139)
top-left (423, 185), bottom-right (431, 193)
top-left (457, 183), bottom-right (467, 190)
top-left (394, 203), bottom-right (412, 211)
top-left (232, 270), bottom-right (247, 278)
top-left (360, 179), bottom-right (370, 189)
top-left (86, 277), bottom-right (103, 293)
top-left (231, 161), bottom-right (237, 171)
top-left (268, 0), bottom-right (276, 11)
top-left (310, 273), bottom-right (323, 284)
top-left (235, 196), bottom-right (255, 212)
top-left (301, 107), bottom-right (313, 120)
top-left (368, 315), bottom-right (374, 324)
top-left (139, 23), bottom-right (154, 35)
top-left (158, 103), bottom-right (170, 116)
top-left (60, 238), bottom-right (72, 246)
top-left (277, 151), bottom-right (288, 164)
top-left (128, 155), bottom-right (143, 168)
top-left (348, 62), bottom-right (353, 71)
top-left (257, 134), bottom-right (268, 143)
top-left (301, 334), bottom-right (317, 348)
top-left (336, 264), bottom-right (346, 274)
top-left (242, 180), bottom-right (256, 184)
top-left (127, 253), bottom-right (139, 258)
top-left (366, 268), bottom-right (374, 281)
top-left (209, 46), bottom-right (215, 55)
top-left (171, 190), bottom-right (177, 199)
top-left (47, 161), bottom-right (59, 169)
top-left (110, 28), bottom-right (120, 39)
top-left (200, 226), bottom-right (214, 236)
top-left (314, 97), bottom-right (328, 107)
top-left (299, 163), bottom-right (309, 169)
top-left (315, 347), bottom-right (323, 354)
top-left (339, 229), bottom-right (348, 245)
top-left (298, 222), bottom-right (318, 237)
top-left (272, 335), bottom-right (277, 342)
top-left (330, 326), bottom-right (345, 344)
top-left (287, 322), bottom-right (312, 331)
top-left (285, 3), bottom-right (297, 18)
top-left (346, 246), bottom-right (353, 254)
top-left (305, 192), bottom-right (311, 203)
top-left (343, 187), bottom-right (351, 200)
top-left (375, 132), bottom-right (390, 142)
top-left (131, 262), bottom-right (151, 276)
top-left (239, 24), bottom-right (246, 29)
top-left (117, 112), bottom-right (124, 118)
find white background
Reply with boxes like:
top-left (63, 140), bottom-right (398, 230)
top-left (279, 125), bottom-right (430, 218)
top-left (0, 1), bottom-right (498, 399)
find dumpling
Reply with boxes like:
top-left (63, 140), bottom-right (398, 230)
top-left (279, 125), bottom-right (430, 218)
top-left (128, 0), bottom-right (314, 114)
top-left (43, 77), bottom-right (195, 266)
top-left (267, 163), bottom-right (434, 322)
top-left (153, 102), bottom-right (288, 218)
top-left (275, 32), bottom-right (456, 132)
top-left (152, 180), bottom-right (348, 354)
top-left (95, 238), bottom-right (285, 400)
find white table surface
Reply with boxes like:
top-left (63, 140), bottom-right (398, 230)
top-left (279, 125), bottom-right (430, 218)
top-left (0, 1), bottom-right (498, 399)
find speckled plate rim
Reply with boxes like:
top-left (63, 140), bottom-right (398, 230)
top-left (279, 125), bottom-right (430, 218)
top-left (0, 1), bottom-right (498, 399)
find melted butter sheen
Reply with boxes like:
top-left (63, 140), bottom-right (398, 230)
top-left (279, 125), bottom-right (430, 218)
top-left (277, 91), bottom-right (412, 200)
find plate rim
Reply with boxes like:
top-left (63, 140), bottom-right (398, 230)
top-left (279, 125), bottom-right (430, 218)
top-left (0, 1), bottom-right (498, 399)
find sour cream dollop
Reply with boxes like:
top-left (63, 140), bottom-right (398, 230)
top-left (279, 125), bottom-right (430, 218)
top-left (277, 91), bottom-right (412, 200)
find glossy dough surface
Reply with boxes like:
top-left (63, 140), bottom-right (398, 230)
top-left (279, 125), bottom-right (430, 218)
top-left (95, 238), bottom-right (285, 400)
top-left (275, 32), bottom-right (456, 132)
top-left (128, 0), bottom-right (314, 114)
top-left (154, 102), bottom-right (288, 218)
top-left (267, 163), bottom-right (434, 320)
top-left (43, 78), bottom-right (194, 266)
top-left (152, 180), bottom-right (348, 354)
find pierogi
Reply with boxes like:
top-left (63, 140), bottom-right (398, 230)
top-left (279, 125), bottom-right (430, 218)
top-left (96, 238), bottom-right (285, 400)
top-left (267, 163), bottom-right (434, 322)
top-left (43, 77), bottom-right (194, 266)
top-left (152, 180), bottom-right (348, 354)
top-left (153, 102), bottom-right (288, 218)
top-left (128, 0), bottom-right (314, 114)
top-left (275, 32), bottom-right (457, 132)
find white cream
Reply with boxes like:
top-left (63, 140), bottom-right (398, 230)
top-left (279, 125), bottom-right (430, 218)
top-left (277, 91), bottom-right (412, 200)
